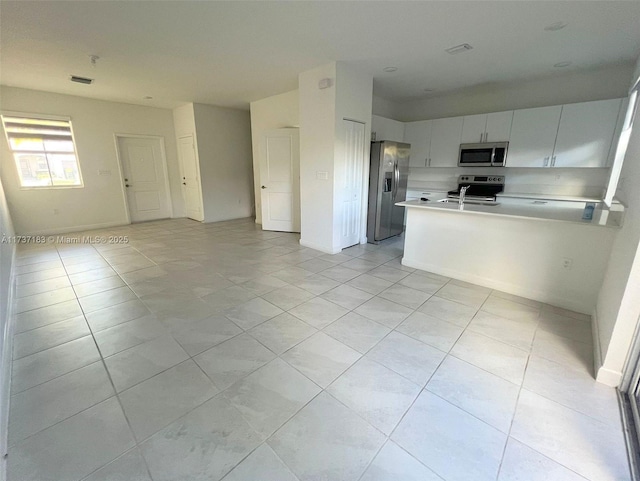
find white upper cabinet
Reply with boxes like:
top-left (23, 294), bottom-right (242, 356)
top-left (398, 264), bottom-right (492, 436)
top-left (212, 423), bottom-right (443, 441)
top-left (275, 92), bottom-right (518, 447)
top-left (394, 97), bottom-right (622, 170)
top-left (552, 99), bottom-right (622, 168)
top-left (372, 115), bottom-right (406, 143)
top-left (461, 114), bottom-right (488, 144)
top-left (404, 120), bottom-right (432, 168)
top-left (485, 111), bottom-right (514, 142)
top-left (461, 111), bottom-right (513, 144)
top-left (506, 106), bottom-right (562, 167)
top-left (430, 117), bottom-right (463, 167)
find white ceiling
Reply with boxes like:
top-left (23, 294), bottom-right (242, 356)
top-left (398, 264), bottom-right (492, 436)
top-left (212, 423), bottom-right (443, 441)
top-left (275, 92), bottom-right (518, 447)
top-left (1, 1), bottom-right (639, 110)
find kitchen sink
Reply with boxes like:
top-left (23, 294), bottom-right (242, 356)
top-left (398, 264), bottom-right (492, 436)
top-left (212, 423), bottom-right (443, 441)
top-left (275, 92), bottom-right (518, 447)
top-left (438, 198), bottom-right (500, 206)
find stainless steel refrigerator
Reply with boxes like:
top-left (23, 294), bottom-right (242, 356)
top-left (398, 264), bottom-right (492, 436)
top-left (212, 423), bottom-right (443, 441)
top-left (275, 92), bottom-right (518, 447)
top-left (366, 141), bottom-right (410, 244)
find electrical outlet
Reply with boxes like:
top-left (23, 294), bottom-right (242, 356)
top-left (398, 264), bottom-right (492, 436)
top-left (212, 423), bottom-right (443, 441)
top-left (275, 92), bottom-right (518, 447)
top-left (562, 257), bottom-right (573, 270)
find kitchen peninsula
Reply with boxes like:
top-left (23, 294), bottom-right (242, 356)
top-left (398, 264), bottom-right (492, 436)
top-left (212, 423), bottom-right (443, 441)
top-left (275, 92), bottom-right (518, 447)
top-left (397, 196), bottom-right (622, 314)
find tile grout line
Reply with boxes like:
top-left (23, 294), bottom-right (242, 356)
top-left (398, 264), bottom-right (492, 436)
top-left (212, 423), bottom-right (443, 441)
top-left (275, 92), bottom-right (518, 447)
top-left (9, 222), bottom-right (613, 481)
top-left (58, 241), bottom-right (158, 481)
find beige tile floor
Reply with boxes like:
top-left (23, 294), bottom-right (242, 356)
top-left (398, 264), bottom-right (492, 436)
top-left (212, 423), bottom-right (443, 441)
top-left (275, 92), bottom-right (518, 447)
top-left (7, 217), bottom-right (631, 481)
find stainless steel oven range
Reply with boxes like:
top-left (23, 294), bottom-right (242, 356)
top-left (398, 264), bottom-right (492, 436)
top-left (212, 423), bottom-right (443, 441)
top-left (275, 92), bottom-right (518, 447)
top-left (446, 175), bottom-right (505, 204)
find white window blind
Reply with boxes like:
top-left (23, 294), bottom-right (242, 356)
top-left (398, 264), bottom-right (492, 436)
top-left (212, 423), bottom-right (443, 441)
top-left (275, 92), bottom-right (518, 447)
top-left (1, 115), bottom-right (83, 188)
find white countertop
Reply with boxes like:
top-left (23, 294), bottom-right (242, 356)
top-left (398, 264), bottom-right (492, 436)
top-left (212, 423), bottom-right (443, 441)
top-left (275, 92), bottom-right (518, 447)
top-left (397, 196), bottom-right (623, 228)
top-left (497, 192), bottom-right (605, 202)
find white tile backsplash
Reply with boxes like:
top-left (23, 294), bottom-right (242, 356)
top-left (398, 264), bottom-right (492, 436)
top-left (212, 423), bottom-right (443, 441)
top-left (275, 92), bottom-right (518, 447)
top-left (408, 167), bottom-right (610, 198)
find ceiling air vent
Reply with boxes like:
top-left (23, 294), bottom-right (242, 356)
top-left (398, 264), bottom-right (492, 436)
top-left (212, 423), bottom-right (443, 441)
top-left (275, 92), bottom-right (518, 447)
top-left (70, 75), bottom-right (94, 85)
top-left (445, 43), bottom-right (473, 55)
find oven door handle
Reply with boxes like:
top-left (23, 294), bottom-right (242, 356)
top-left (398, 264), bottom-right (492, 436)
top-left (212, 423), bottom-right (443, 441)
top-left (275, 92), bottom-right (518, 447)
top-left (490, 148), bottom-right (496, 166)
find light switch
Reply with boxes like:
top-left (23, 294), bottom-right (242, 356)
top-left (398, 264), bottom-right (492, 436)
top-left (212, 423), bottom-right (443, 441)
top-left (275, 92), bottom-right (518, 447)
top-left (316, 171), bottom-right (329, 180)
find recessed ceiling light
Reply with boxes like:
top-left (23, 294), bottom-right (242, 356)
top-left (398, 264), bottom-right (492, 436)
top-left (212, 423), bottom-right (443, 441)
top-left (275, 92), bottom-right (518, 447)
top-left (423, 88), bottom-right (434, 93)
top-left (445, 43), bottom-right (473, 55)
top-left (554, 61), bottom-right (572, 68)
top-left (143, 96), bottom-right (153, 100)
top-left (545, 21), bottom-right (568, 32)
top-left (383, 67), bottom-right (398, 73)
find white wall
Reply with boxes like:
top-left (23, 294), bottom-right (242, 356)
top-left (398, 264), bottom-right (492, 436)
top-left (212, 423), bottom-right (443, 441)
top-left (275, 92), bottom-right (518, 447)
top-left (299, 63), bottom-right (338, 253)
top-left (371, 114), bottom-right (404, 143)
top-left (249, 90), bottom-right (299, 224)
top-left (192, 103), bottom-right (254, 223)
top-left (173, 103), bottom-right (197, 138)
top-left (299, 62), bottom-right (373, 254)
top-left (0, 87), bottom-right (183, 234)
top-left (372, 95), bottom-right (402, 120)
top-left (396, 62), bottom-right (635, 122)
top-left (595, 58), bottom-right (640, 386)
top-left (0, 177), bottom-right (14, 481)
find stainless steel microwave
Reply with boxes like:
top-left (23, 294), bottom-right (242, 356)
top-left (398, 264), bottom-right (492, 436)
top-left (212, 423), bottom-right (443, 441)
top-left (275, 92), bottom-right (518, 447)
top-left (458, 142), bottom-right (508, 167)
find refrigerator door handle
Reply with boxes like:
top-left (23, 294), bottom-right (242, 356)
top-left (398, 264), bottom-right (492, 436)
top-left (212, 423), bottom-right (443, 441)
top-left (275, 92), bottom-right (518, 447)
top-left (393, 161), bottom-right (399, 199)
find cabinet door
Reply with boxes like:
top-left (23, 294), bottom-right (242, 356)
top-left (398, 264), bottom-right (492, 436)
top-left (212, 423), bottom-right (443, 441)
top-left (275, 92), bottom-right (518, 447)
top-left (506, 106), bottom-right (562, 167)
top-left (404, 120), bottom-right (431, 167)
top-left (552, 99), bottom-right (622, 168)
top-left (485, 111), bottom-right (513, 142)
top-left (460, 114), bottom-right (487, 144)
top-left (372, 115), bottom-right (405, 143)
top-left (429, 117), bottom-right (463, 167)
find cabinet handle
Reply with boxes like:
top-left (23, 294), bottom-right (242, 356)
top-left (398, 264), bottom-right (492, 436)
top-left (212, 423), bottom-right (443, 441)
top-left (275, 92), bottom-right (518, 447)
top-left (551, 156), bottom-right (556, 167)
top-left (480, 133), bottom-right (483, 142)
top-left (484, 132), bottom-right (488, 142)
top-left (543, 157), bottom-right (549, 167)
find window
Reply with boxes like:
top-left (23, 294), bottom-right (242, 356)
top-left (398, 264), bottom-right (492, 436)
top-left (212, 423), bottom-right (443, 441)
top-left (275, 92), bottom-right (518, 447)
top-left (1, 115), bottom-right (83, 188)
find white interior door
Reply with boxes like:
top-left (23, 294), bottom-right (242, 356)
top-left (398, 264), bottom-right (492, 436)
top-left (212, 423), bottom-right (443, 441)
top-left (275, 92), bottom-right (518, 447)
top-left (178, 135), bottom-right (204, 221)
top-left (260, 128), bottom-right (300, 232)
top-left (340, 119), bottom-right (366, 249)
top-left (117, 136), bottom-right (171, 223)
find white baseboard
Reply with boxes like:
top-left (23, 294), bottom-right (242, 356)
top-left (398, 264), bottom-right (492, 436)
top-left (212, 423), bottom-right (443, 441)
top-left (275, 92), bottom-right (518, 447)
top-left (299, 239), bottom-right (341, 254)
top-left (20, 220), bottom-right (128, 236)
top-left (402, 256), bottom-right (591, 314)
top-left (596, 366), bottom-right (622, 387)
top-left (592, 307), bottom-right (604, 377)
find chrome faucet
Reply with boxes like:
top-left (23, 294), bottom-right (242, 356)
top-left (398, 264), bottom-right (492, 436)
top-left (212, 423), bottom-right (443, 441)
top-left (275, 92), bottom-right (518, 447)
top-left (459, 186), bottom-right (469, 207)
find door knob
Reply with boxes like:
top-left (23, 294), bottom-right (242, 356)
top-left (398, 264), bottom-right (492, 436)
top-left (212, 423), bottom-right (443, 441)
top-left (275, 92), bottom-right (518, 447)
top-left (183, 182), bottom-right (186, 185)
top-left (125, 184), bottom-right (130, 187)
top-left (261, 185), bottom-right (267, 189)
top-left (124, 178), bottom-right (128, 181)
